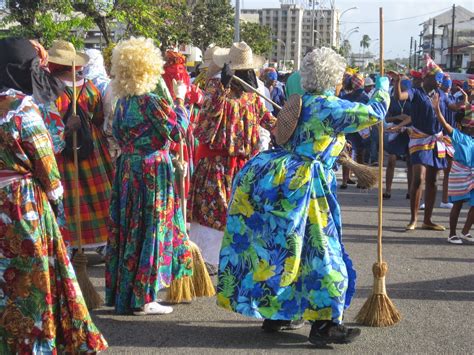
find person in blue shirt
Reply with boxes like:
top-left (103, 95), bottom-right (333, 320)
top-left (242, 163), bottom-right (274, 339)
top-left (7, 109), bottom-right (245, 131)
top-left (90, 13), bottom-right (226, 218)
top-left (393, 55), bottom-right (461, 231)
top-left (432, 89), bottom-right (473, 244)
top-left (383, 77), bottom-right (412, 199)
top-left (263, 69), bottom-right (286, 115)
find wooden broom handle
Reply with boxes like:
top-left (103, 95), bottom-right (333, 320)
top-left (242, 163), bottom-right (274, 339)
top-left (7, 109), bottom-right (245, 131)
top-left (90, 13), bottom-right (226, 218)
top-left (72, 59), bottom-right (83, 252)
top-left (377, 7), bottom-right (384, 264)
top-left (231, 75), bottom-right (282, 111)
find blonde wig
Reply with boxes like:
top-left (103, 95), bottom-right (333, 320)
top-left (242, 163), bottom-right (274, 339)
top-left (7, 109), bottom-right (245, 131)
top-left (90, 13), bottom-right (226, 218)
top-left (301, 47), bottom-right (346, 94)
top-left (111, 37), bottom-right (164, 98)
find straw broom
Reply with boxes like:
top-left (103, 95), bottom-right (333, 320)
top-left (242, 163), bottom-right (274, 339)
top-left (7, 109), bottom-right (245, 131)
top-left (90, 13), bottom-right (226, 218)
top-left (338, 151), bottom-right (378, 189)
top-left (168, 100), bottom-right (215, 303)
top-left (70, 58), bottom-right (103, 310)
top-left (356, 7), bottom-right (401, 327)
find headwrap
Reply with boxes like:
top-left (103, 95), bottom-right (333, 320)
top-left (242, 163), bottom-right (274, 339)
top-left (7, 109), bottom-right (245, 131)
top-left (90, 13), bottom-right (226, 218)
top-left (267, 71), bottom-right (278, 81)
top-left (441, 74), bottom-right (452, 89)
top-left (401, 79), bottom-right (412, 91)
top-left (421, 54), bottom-right (443, 81)
top-left (84, 49), bottom-right (109, 82)
top-left (463, 79), bottom-right (473, 91)
top-left (351, 73), bottom-right (364, 91)
top-left (410, 70), bottom-right (422, 79)
top-left (0, 38), bottom-right (64, 104)
top-left (461, 105), bottom-right (473, 128)
top-left (162, 50), bottom-right (191, 100)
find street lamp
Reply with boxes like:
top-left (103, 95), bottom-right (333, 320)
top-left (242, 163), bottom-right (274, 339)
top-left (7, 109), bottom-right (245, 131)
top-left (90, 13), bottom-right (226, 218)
top-left (276, 38), bottom-right (287, 71)
top-left (338, 6), bottom-right (358, 47)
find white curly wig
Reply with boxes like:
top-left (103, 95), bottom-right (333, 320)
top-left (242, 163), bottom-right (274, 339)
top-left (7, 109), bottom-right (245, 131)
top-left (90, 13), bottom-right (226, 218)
top-left (111, 37), bottom-right (164, 98)
top-left (300, 47), bottom-right (346, 94)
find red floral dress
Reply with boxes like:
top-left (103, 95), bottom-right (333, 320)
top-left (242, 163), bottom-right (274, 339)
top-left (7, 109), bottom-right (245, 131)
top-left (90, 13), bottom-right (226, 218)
top-left (189, 80), bottom-right (276, 231)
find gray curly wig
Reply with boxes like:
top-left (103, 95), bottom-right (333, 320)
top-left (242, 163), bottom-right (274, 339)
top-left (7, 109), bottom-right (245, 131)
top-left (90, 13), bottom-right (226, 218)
top-left (300, 47), bottom-right (346, 94)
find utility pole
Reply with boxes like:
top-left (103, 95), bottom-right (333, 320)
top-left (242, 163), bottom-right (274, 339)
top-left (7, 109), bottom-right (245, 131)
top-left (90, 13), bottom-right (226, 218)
top-left (234, 0), bottom-right (241, 42)
top-left (310, 0), bottom-right (316, 47)
top-left (409, 36), bottom-right (413, 68)
top-left (414, 39), bottom-right (417, 68)
top-left (450, 4), bottom-right (455, 70)
top-left (431, 18), bottom-right (435, 59)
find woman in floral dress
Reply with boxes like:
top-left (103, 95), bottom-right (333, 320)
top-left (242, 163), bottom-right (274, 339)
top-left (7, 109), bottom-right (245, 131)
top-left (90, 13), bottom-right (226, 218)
top-left (105, 37), bottom-right (192, 315)
top-left (216, 48), bottom-right (390, 345)
top-left (189, 42), bottom-right (276, 272)
top-left (0, 38), bottom-right (107, 354)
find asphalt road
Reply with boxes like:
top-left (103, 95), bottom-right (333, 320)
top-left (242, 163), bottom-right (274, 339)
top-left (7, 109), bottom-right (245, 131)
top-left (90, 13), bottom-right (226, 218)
top-left (87, 175), bottom-right (474, 354)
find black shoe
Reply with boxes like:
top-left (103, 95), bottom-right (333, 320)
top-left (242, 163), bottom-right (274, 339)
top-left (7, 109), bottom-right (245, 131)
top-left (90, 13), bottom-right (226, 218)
top-left (308, 322), bottom-right (361, 346)
top-left (262, 319), bottom-right (305, 333)
top-left (406, 193), bottom-right (410, 200)
top-left (346, 179), bottom-right (356, 185)
top-left (340, 184), bottom-right (348, 189)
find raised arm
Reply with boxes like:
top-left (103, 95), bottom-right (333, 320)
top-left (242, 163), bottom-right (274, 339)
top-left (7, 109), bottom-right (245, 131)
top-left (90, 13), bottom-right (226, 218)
top-left (392, 73), bottom-right (409, 101)
top-left (432, 92), bottom-right (453, 135)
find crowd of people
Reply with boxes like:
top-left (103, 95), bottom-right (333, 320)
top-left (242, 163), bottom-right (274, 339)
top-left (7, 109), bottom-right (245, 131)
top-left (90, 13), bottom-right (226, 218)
top-left (0, 34), bottom-right (472, 353)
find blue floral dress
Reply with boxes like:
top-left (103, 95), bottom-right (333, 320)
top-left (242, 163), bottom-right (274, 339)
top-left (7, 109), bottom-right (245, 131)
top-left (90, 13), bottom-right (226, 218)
top-left (216, 89), bottom-right (390, 323)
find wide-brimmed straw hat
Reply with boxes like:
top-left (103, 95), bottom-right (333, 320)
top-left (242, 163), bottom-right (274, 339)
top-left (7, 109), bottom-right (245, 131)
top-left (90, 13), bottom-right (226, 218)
top-left (275, 94), bottom-right (302, 145)
top-left (48, 40), bottom-right (89, 67)
top-left (213, 42), bottom-right (264, 70)
top-left (201, 46), bottom-right (228, 69)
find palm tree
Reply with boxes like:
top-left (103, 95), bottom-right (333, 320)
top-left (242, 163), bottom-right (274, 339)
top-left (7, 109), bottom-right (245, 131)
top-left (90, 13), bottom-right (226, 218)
top-left (359, 34), bottom-right (371, 68)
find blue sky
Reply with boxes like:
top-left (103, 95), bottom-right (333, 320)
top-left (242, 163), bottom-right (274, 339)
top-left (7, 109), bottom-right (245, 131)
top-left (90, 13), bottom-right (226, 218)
top-left (238, 0), bottom-right (473, 59)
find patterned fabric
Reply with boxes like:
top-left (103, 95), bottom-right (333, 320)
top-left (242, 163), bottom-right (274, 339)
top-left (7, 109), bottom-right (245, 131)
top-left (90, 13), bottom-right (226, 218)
top-left (0, 90), bottom-right (107, 353)
top-left (216, 89), bottom-right (390, 323)
top-left (38, 102), bottom-right (65, 154)
top-left (189, 80), bottom-right (276, 231)
top-left (408, 127), bottom-right (446, 158)
top-left (105, 94), bottom-right (193, 315)
top-left (448, 128), bottom-right (474, 204)
top-left (53, 80), bottom-right (113, 248)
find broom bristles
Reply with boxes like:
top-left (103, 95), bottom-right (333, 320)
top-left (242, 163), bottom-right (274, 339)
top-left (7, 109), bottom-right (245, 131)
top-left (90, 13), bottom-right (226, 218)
top-left (339, 151), bottom-right (378, 189)
top-left (189, 241), bottom-right (216, 297)
top-left (167, 275), bottom-right (195, 304)
top-left (72, 252), bottom-right (103, 310)
top-left (356, 262), bottom-right (401, 327)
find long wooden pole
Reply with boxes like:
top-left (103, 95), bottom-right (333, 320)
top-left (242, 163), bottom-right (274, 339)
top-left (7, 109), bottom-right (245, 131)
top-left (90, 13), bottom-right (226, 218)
top-left (72, 60), bottom-right (83, 253)
top-left (377, 7), bottom-right (384, 264)
top-left (231, 75), bottom-right (282, 111)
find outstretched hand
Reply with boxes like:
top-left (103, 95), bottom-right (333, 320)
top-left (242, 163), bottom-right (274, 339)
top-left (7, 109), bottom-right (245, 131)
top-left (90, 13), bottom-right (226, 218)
top-left (431, 92), bottom-right (440, 110)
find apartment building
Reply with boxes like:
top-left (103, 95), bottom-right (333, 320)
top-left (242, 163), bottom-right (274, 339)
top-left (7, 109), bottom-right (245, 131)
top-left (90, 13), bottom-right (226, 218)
top-left (242, 1), bottom-right (339, 70)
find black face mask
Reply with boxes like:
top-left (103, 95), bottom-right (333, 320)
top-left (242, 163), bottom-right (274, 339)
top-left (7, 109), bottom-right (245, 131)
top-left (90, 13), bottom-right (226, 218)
top-left (234, 69), bottom-right (258, 92)
top-left (0, 38), bottom-right (64, 104)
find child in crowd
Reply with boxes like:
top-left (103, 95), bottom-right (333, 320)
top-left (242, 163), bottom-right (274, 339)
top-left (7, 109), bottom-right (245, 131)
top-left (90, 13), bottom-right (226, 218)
top-left (432, 90), bottom-right (473, 244)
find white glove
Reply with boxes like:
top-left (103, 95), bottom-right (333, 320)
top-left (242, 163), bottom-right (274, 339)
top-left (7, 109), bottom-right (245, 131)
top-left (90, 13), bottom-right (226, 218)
top-left (173, 79), bottom-right (187, 101)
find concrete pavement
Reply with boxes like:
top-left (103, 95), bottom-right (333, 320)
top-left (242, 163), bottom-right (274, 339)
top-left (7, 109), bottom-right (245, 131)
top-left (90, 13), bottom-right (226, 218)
top-left (88, 176), bottom-right (473, 354)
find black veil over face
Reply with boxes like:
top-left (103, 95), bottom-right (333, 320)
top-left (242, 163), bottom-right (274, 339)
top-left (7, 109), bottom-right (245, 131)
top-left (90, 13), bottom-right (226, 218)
top-left (234, 69), bottom-right (258, 92)
top-left (0, 38), bottom-right (64, 103)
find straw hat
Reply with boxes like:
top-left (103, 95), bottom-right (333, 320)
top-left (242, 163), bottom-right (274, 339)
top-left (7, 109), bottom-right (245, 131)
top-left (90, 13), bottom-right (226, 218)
top-left (48, 40), bottom-right (89, 67)
top-left (213, 42), bottom-right (264, 70)
top-left (201, 46), bottom-right (228, 69)
top-left (275, 94), bottom-right (302, 145)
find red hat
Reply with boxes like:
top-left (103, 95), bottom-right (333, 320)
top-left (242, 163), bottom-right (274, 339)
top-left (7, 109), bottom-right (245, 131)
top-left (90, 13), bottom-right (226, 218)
top-left (421, 54), bottom-right (443, 78)
top-left (410, 70), bottom-right (422, 79)
top-left (351, 73), bottom-right (364, 90)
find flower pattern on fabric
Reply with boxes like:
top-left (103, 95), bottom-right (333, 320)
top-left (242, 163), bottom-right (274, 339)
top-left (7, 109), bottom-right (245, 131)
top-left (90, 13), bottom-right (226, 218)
top-left (217, 90), bottom-right (389, 323)
top-left (105, 94), bottom-right (193, 315)
top-left (189, 80), bottom-right (276, 231)
top-left (53, 80), bottom-right (113, 248)
top-left (0, 90), bottom-right (108, 354)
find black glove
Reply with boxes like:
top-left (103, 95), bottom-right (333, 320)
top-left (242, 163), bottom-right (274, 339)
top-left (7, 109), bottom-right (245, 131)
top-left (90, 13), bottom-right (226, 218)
top-left (221, 63), bottom-right (233, 88)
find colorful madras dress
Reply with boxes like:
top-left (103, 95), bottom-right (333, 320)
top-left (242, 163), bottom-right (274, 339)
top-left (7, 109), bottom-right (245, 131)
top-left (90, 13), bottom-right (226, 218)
top-left (105, 94), bottom-right (193, 315)
top-left (407, 87), bottom-right (448, 169)
top-left (216, 88), bottom-right (389, 323)
top-left (189, 80), bottom-right (276, 266)
top-left (0, 90), bottom-right (108, 354)
top-left (54, 80), bottom-right (113, 248)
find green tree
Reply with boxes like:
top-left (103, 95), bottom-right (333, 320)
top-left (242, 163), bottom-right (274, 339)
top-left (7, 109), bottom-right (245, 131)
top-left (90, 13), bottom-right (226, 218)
top-left (240, 21), bottom-right (272, 56)
top-left (0, 0), bottom-right (93, 48)
top-left (187, 0), bottom-right (234, 51)
top-left (359, 34), bottom-right (371, 67)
